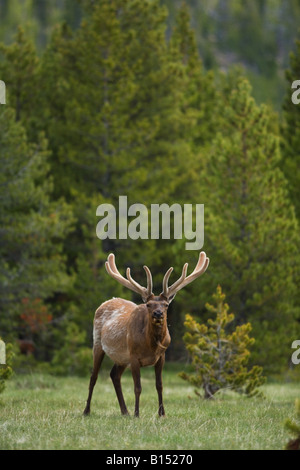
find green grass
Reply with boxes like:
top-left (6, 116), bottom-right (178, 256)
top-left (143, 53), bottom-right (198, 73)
top-left (0, 366), bottom-right (299, 450)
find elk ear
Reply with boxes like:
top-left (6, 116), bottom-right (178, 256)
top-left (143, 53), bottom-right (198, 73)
top-left (167, 293), bottom-right (176, 304)
top-left (159, 293), bottom-right (168, 301)
top-left (159, 291), bottom-right (176, 304)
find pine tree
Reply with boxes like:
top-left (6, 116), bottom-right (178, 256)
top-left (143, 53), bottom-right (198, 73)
top-left (281, 37), bottom-right (300, 220)
top-left (0, 106), bottom-right (73, 338)
top-left (0, 27), bottom-right (39, 127)
top-left (161, 3), bottom-right (219, 355)
top-left (50, 322), bottom-right (91, 377)
top-left (34, 1), bottom-right (195, 295)
top-left (179, 285), bottom-right (265, 399)
top-left (196, 78), bottom-right (300, 373)
top-left (170, 2), bottom-right (218, 151)
top-left (36, 0), bottom-right (190, 202)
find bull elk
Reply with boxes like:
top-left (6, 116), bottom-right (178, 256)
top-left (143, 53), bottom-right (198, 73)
top-left (83, 251), bottom-right (209, 417)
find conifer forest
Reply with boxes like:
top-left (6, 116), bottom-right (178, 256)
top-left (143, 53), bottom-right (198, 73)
top-left (1, 1), bottom-right (300, 451)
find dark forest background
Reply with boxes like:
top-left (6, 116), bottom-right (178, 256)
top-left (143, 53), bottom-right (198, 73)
top-left (0, 0), bottom-right (300, 377)
top-left (1, 0), bottom-right (300, 108)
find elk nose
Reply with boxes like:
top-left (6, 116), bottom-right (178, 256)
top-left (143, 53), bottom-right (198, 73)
top-left (153, 310), bottom-right (163, 319)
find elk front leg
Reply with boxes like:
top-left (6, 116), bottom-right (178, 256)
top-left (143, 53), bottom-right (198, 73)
top-left (110, 363), bottom-right (129, 416)
top-left (155, 354), bottom-right (165, 417)
top-left (131, 358), bottom-right (142, 417)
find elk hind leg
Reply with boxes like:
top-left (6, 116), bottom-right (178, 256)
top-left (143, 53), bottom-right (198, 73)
top-left (83, 345), bottom-right (105, 416)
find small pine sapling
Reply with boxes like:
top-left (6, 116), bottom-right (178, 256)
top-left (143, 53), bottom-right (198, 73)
top-left (179, 286), bottom-right (265, 398)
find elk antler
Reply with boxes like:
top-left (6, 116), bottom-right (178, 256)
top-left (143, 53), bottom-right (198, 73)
top-left (161, 251), bottom-right (209, 302)
top-left (105, 253), bottom-right (153, 302)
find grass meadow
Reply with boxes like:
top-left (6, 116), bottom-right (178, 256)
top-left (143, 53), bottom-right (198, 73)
top-left (0, 364), bottom-right (299, 450)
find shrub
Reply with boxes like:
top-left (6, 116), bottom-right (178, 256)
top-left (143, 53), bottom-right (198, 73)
top-left (51, 322), bottom-right (91, 377)
top-left (179, 286), bottom-right (265, 398)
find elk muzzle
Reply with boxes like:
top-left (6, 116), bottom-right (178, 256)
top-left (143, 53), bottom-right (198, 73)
top-left (152, 310), bottom-right (164, 325)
